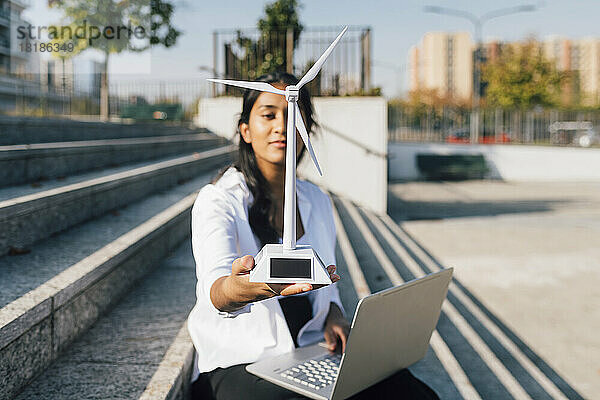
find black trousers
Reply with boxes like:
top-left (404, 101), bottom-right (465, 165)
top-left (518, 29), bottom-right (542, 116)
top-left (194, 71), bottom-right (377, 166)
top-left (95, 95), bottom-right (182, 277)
top-left (191, 363), bottom-right (440, 400)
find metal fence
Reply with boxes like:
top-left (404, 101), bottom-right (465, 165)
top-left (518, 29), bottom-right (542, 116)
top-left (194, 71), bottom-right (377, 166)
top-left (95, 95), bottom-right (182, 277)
top-left (0, 73), bottom-right (98, 117)
top-left (389, 103), bottom-right (600, 147)
top-left (0, 74), bottom-right (211, 121)
top-left (211, 26), bottom-right (371, 96)
top-left (109, 79), bottom-right (211, 119)
top-left (5, 70), bottom-right (600, 148)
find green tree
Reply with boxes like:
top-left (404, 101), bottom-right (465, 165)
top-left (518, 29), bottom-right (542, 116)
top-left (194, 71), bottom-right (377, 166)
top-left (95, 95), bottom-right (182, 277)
top-left (482, 39), bottom-right (567, 109)
top-left (257, 0), bottom-right (303, 74)
top-left (50, 0), bottom-right (180, 119)
top-left (228, 0), bottom-right (302, 82)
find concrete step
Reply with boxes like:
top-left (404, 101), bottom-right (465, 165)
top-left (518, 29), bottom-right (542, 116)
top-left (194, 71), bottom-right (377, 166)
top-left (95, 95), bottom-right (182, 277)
top-left (0, 116), bottom-right (209, 145)
top-left (139, 324), bottom-right (195, 400)
top-left (0, 145), bottom-right (235, 257)
top-left (0, 134), bottom-right (228, 187)
top-left (331, 197), bottom-right (469, 399)
top-left (331, 196), bottom-right (583, 400)
top-left (0, 170), bottom-right (217, 400)
top-left (13, 240), bottom-right (198, 400)
top-left (0, 169), bottom-right (217, 310)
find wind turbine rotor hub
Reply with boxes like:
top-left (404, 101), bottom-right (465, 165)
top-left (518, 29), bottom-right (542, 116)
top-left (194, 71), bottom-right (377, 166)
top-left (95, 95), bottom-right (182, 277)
top-left (285, 86), bottom-right (299, 102)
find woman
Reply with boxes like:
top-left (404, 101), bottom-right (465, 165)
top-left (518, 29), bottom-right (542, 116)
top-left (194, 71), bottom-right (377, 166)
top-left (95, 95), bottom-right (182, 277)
top-left (187, 72), bottom-right (439, 399)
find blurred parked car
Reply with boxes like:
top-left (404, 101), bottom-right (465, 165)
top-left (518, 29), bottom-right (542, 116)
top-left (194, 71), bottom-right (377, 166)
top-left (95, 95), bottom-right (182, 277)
top-left (549, 121), bottom-right (599, 147)
top-left (119, 103), bottom-right (184, 121)
top-left (573, 129), bottom-right (599, 147)
top-left (445, 128), bottom-right (511, 144)
top-left (445, 128), bottom-right (470, 143)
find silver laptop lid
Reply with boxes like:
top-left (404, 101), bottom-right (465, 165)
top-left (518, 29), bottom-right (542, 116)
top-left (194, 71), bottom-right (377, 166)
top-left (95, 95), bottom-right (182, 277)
top-left (331, 268), bottom-right (453, 400)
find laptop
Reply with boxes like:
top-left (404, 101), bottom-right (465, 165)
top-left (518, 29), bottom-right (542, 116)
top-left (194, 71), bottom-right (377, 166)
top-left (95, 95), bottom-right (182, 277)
top-left (247, 268), bottom-right (453, 400)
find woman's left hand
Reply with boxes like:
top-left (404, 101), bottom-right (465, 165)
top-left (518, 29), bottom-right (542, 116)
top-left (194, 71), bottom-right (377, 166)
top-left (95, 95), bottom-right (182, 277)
top-left (324, 302), bottom-right (350, 354)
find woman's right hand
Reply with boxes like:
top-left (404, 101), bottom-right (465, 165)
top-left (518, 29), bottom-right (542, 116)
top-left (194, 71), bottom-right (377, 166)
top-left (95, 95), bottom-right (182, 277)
top-left (211, 255), bottom-right (340, 313)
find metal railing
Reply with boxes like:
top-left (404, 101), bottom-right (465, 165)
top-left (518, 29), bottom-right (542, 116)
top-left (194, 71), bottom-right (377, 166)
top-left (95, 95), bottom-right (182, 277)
top-left (211, 26), bottom-right (372, 96)
top-left (0, 74), bottom-right (212, 121)
top-left (109, 79), bottom-right (211, 119)
top-left (389, 104), bottom-right (600, 147)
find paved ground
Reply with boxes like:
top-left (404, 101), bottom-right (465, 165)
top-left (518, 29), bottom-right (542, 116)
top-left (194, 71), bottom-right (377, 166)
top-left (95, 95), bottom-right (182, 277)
top-left (388, 180), bottom-right (600, 399)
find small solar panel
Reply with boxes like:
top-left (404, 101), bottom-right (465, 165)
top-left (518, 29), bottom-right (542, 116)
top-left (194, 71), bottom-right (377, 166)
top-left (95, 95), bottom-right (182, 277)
top-left (270, 258), bottom-right (312, 279)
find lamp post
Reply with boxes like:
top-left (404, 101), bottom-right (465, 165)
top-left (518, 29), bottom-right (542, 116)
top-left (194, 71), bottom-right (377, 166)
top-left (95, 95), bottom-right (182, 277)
top-left (198, 65), bottom-right (221, 97)
top-left (424, 4), bottom-right (537, 143)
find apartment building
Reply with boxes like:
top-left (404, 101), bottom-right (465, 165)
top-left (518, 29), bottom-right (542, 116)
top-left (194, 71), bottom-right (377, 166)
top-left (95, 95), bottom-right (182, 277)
top-left (409, 32), bottom-right (600, 106)
top-left (541, 36), bottom-right (600, 105)
top-left (0, 0), bottom-right (38, 76)
top-left (408, 32), bottom-right (473, 101)
top-left (40, 57), bottom-right (102, 97)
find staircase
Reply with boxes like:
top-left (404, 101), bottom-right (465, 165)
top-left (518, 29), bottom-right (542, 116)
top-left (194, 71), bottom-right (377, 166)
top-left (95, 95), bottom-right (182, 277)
top-left (0, 121), bottom-right (233, 400)
top-left (0, 119), bottom-right (583, 399)
top-left (329, 196), bottom-right (583, 400)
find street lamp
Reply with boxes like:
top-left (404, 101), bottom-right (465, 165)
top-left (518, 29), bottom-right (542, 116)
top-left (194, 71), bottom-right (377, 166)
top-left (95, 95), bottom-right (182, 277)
top-left (424, 4), bottom-right (537, 143)
top-left (198, 65), bottom-right (221, 96)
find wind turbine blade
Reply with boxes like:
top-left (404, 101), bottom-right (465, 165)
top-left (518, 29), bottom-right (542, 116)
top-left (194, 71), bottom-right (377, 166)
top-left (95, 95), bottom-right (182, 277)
top-left (297, 26), bottom-right (348, 89)
top-left (295, 103), bottom-right (323, 176)
top-left (207, 79), bottom-right (285, 95)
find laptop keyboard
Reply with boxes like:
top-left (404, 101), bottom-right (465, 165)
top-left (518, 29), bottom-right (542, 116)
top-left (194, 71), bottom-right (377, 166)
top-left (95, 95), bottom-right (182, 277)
top-left (279, 354), bottom-right (341, 390)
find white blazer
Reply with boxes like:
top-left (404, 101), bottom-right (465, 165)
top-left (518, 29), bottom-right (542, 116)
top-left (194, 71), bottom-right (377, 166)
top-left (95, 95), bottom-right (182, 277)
top-left (187, 167), bottom-right (343, 379)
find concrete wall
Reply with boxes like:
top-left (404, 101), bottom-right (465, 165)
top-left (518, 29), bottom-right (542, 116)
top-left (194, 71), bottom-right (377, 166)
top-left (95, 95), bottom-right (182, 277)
top-left (195, 97), bottom-right (388, 213)
top-left (300, 97), bottom-right (388, 213)
top-left (194, 97), bottom-right (242, 141)
top-left (390, 142), bottom-right (600, 181)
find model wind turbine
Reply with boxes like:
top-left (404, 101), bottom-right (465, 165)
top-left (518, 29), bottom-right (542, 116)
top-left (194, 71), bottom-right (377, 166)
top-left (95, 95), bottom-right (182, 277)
top-left (208, 26), bottom-right (348, 284)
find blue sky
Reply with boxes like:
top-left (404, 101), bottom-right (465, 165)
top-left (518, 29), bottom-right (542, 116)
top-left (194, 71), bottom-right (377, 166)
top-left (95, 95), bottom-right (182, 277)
top-left (23, 0), bottom-right (600, 97)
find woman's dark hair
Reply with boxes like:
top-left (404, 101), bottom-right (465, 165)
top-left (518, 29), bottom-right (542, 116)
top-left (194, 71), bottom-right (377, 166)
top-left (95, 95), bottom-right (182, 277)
top-left (215, 71), bottom-right (317, 246)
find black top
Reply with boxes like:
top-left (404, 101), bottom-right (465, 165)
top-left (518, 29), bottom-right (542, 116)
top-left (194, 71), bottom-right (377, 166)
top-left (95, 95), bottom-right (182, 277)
top-left (278, 294), bottom-right (313, 347)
